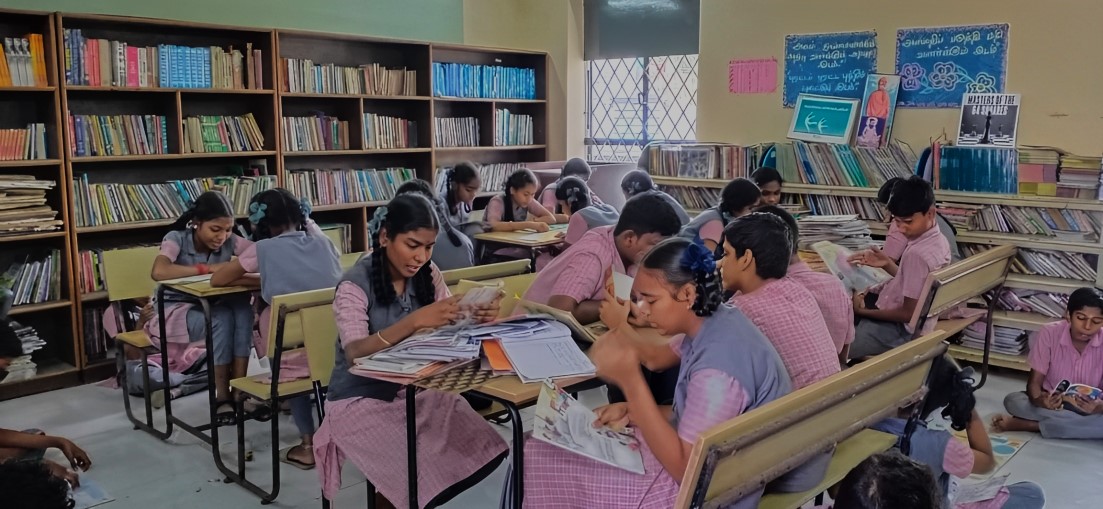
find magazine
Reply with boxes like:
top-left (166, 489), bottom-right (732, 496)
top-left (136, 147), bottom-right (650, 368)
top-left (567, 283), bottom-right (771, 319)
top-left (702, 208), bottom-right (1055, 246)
top-left (1058, 380), bottom-right (1102, 415)
top-left (532, 381), bottom-right (645, 474)
top-left (811, 240), bottom-right (892, 293)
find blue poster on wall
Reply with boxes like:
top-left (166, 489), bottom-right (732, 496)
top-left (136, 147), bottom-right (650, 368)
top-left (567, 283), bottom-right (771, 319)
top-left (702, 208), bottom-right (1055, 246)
top-left (895, 24), bottom-right (1009, 108)
top-left (783, 31), bottom-right (877, 108)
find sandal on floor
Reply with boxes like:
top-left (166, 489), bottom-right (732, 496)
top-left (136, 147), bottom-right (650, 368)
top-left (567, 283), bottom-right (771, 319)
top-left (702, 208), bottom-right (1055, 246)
top-left (214, 400), bottom-right (237, 427)
top-left (242, 400), bottom-right (273, 422)
top-left (279, 446), bottom-right (315, 470)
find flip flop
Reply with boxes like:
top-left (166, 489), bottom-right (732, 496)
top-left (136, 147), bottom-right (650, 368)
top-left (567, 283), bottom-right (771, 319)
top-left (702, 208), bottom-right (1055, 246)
top-left (279, 446), bottom-right (315, 470)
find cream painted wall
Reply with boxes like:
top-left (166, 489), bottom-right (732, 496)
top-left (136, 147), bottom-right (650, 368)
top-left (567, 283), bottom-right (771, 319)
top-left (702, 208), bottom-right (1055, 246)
top-left (699, 0), bottom-right (1103, 156)
top-left (463, 0), bottom-right (585, 160)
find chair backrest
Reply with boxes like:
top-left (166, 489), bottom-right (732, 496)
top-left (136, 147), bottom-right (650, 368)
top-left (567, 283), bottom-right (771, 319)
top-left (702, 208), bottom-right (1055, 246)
top-left (268, 287), bottom-right (337, 384)
top-left (340, 251), bottom-right (364, 270)
top-left (456, 273), bottom-right (538, 317)
top-left (586, 162), bottom-right (636, 211)
top-left (909, 244), bottom-right (1016, 334)
top-left (102, 246), bottom-right (161, 302)
top-left (440, 259), bottom-right (530, 286)
top-left (675, 330), bottom-right (949, 509)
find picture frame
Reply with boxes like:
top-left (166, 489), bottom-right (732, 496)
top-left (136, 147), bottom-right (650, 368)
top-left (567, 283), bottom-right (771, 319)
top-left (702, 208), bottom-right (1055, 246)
top-left (787, 94), bottom-right (861, 145)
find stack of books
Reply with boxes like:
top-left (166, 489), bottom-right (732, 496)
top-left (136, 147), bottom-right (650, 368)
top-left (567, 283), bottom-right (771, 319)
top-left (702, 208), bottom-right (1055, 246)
top-left (362, 113), bottom-right (417, 149)
top-left (0, 249), bottom-right (62, 306)
top-left (63, 29), bottom-right (263, 89)
top-left (792, 194), bottom-right (884, 221)
top-left (962, 244), bottom-right (1097, 282)
top-left (960, 321), bottom-right (1029, 356)
top-left (494, 109), bottom-right (533, 146)
top-left (1057, 153), bottom-right (1103, 200)
top-left (774, 141), bottom-right (915, 188)
top-left (797, 215), bottom-right (877, 250)
top-left (71, 174), bottom-right (276, 227)
top-left (659, 186), bottom-right (719, 211)
top-left (970, 204), bottom-right (1102, 241)
top-left (282, 59), bottom-right (416, 96)
top-left (182, 114), bottom-right (265, 153)
top-left (285, 167), bottom-right (415, 207)
top-left (996, 288), bottom-right (1069, 319)
top-left (0, 35), bottom-right (49, 86)
top-left (434, 117), bottom-right (479, 147)
top-left (69, 114), bottom-right (169, 157)
top-left (439, 163), bottom-right (525, 193)
top-left (936, 202), bottom-right (984, 231)
top-left (432, 63), bottom-right (536, 99)
top-left (0, 175), bottom-right (62, 236)
top-left (282, 115), bottom-right (350, 152)
top-left (0, 124), bottom-right (47, 160)
top-left (1017, 147), bottom-right (1060, 196)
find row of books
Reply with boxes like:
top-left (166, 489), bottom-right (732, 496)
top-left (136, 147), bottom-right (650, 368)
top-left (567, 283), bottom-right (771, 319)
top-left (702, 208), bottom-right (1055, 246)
top-left (658, 185), bottom-right (719, 211)
top-left (961, 243), bottom-right (1097, 282)
top-left (439, 163), bottom-right (525, 193)
top-left (936, 146), bottom-right (1019, 194)
top-left (960, 321), bottom-right (1028, 356)
top-left (494, 109), bottom-right (534, 146)
top-left (318, 223), bottom-right (352, 255)
top-left (68, 114), bottom-right (169, 157)
top-left (1, 35), bottom-right (48, 86)
top-left (285, 167), bottom-right (416, 207)
top-left (432, 62), bottom-right (537, 99)
top-left (996, 288), bottom-right (1069, 319)
top-left (82, 305), bottom-right (112, 362)
top-left (787, 194), bottom-right (884, 221)
top-left (71, 174), bottom-right (277, 227)
top-left (776, 141), bottom-right (916, 188)
top-left (434, 117), bottom-right (479, 147)
top-left (63, 29), bottom-right (263, 89)
top-left (0, 249), bottom-right (63, 306)
top-left (281, 59), bottom-right (416, 96)
top-left (77, 248), bottom-right (106, 293)
top-left (964, 204), bottom-right (1103, 242)
top-left (0, 176), bottom-right (62, 236)
top-left (363, 113), bottom-right (418, 150)
top-left (282, 115), bottom-right (350, 152)
top-left (645, 143), bottom-right (764, 180)
top-left (0, 124), bottom-right (48, 161)
top-left (182, 114), bottom-right (265, 154)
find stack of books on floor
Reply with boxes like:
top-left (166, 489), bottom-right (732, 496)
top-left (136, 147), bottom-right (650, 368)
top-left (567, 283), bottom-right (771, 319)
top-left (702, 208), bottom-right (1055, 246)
top-left (996, 288), bottom-right (1069, 318)
top-left (434, 117), bottom-right (479, 147)
top-left (797, 215), bottom-right (876, 250)
top-left (773, 141), bottom-right (915, 188)
top-left (439, 163), bottom-right (525, 193)
top-left (0, 124), bottom-right (48, 160)
top-left (281, 59), bottom-right (415, 95)
top-left (659, 186), bottom-right (719, 211)
top-left (494, 109), bottom-right (533, 146)
top-left (969, 204), bottom-right (1102, 241)
top-left (0, 249), bottom-right (62, 305)
top-left (282, 115), bottom-right (350, 151)
top-left (961, 321), bottom-right (1029, 356)
top-left (71, 174), bottom-right (276, 227)
top-left (0, 175), bottom-right (62, 235)
top-left (1017, 147), bottom-right (1060, 196)
top-left (1057, 153), bottom-right (1103, 200)
top-left (82, 304), bottom-right (110, 362)
top-left (0, 34), bottom-right (49, 87)
top-left (182, 114), bottom-right (266, 153)
top-left (285, 167), bottom-right (415, 206)
top-left (69, 114), bottom-right (170, 157)
top-left (432, 63), bottom-right (536, 99)
top-left (362, 113), bottom-right (417, 149)
top-left (318, 223), bottom-right (352, 254)
top-left (962, 244), bottom-right (1098, 282)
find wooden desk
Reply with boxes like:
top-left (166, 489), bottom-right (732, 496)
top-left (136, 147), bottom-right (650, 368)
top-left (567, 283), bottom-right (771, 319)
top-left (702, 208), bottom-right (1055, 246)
top-left (475, 227), bottom-right (566, 267)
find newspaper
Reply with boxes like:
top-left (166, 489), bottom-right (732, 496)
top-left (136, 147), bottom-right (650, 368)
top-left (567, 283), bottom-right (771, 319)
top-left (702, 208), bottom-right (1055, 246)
top-left (811, 240), bottom-right (892, 293)
top-left (532, 381), bottom-right (645, 474)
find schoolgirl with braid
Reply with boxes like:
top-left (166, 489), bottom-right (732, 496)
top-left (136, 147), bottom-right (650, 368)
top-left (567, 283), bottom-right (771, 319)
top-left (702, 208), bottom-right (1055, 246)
top-left (555, 176), bottom-right (619, 246)
top-left (524, 237), bottom-right (791, 509)
top-left (437, 161), bottom-right (483, 239)
top-left (211, 188), bottom-right (341, 469)
top-left (312, 194), bottom-right (507, 509)
top-left (484, 167), bottom-right (558, 262)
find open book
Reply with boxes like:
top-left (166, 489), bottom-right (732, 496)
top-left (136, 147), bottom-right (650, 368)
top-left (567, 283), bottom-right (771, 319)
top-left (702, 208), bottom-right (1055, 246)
top-left (532, 381), bottom-right (645, 474)
top-left (1059, 381), bottom-right (1102, 415)
top-left (811, 240), bottom-right (892, 293)
top-left (516, 299), bottom-right (601, 343)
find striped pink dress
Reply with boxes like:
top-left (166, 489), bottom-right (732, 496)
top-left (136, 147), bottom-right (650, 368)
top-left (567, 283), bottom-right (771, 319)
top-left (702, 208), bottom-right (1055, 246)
top-left (312, 265), bottom-right (508, 507)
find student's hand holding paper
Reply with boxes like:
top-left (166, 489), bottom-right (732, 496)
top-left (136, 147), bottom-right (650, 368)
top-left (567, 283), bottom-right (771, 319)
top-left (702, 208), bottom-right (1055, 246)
top-left (411, 295), bottom-right (462, 329)
top-left (600, 268), bottom-right (631, 330)
top-left (849, 246), bottom-right (892, 268)
top-left (1064, 394), bottom-right (1103, 415)
top-left (1030, 391), bottom-right (1063, 411)
top-left (592, 330), bottom-right (641, 388)
top-left (470, 291), bottom-right (504, 323)
top-left (593, 402), bottom-right (631, 431)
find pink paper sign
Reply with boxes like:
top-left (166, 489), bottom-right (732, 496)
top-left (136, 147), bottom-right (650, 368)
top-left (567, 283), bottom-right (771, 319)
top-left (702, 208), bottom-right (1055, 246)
top-left (728, 58), bottom-right (778, 94)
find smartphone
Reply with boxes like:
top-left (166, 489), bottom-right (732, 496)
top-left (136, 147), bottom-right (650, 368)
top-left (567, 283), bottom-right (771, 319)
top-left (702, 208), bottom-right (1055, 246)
top-left (1052, 379), bottom-right (1071, 395)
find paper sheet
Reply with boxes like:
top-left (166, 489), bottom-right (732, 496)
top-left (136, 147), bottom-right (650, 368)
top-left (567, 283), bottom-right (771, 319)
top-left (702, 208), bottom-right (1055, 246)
top-left (612, 272), bottom-right (634, 301)
top-left (72, 479), bottom-right (114, 509)
top-left (532, 381), bottom-right (644, 474)
top-left (952, 474), bottom-right (1009, 504)
top-left (728, 58), bottom-right (777, 94)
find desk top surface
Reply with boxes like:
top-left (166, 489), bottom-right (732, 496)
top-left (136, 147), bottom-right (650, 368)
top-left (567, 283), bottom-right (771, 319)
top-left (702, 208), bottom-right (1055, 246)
top-left (475, 226), bottom-right (567, 247)
top-left (164, 280), bottom-right (255, 298)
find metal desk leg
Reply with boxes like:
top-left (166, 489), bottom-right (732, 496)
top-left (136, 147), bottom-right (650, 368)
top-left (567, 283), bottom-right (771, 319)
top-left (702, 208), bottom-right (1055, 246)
top-left (154, 285), bottom-right (175, 438)
top-left (406, 384), bottom-right (418, 509)
top-left (467, 391), bottom-right (524, 509)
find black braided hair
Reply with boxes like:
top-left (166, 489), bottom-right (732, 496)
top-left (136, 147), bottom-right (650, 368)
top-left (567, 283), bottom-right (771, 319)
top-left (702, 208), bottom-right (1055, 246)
top-left (0, 460), bottom-right (75, 509)
top-left (397, 178), bottom-right (464, 248)
top-left (369, 194), bottom-right (439, 307)
top-left (920, 354), bottom-right (977, 431)
top-left (501, 167), bottom-right (538, 222)
top-left (169, 190), bottom-right (235, 231)
top-left (620, 169), bottom-right (655, 197)
top-left (446, 161), bottom-right (479, 215)
top-left (641, 237), bottom-right (722, 317)
top-left (248, 188), bottom-right (306, 241)
top-left (554, 176), bottom-right (592, 215)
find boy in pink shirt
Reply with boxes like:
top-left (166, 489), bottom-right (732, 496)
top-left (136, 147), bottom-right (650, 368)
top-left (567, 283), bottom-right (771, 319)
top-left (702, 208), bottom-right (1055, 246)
top-left (849, 177), bottom-right (950, 358)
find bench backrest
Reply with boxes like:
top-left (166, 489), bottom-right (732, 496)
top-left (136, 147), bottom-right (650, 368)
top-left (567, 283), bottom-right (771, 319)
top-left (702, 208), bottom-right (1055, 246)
top-left (675, 330), bottom-right (949, 509)
top-left (909, 244), bottom-right (1016, 334)
top-left (440, 259), bottom-right (530, 286)
top-left (102, 246), bottom-right (161, 302)
top-left (268, 287), bottom-right (338, 385)
top-left (340, 251), bottom-right (364, 270)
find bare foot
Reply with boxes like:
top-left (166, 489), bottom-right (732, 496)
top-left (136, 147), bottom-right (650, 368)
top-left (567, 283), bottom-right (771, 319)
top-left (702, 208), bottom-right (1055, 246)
top-left (991, 414), bottom-right (1011, 432)
top-left (990, 414), bottom-right (1040, 433)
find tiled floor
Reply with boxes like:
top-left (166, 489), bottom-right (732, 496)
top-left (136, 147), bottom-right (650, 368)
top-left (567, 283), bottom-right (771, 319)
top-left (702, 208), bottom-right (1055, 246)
top-left (2, 369), bottom-right (1099, 508)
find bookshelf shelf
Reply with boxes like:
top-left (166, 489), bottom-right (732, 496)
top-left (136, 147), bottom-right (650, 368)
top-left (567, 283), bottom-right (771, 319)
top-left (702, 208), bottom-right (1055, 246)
top-left (0, 231), bottom-right (68, 243)
top-left (8, 300), bottom-right (74, 316)
top-left (283, 149), bottom-right (430, 157)
top-left (434, 97), bottom-right (546, 104)
top-left (0, 86), bottom-right (57, 93)
top-left (0, 159), bottom-right (62, 168)
top-left (947, 344), bottom-right (1029, 372)
top-left (65, 85), bottom-right (274, 95)
top-left (955, 230), bottom-right (1103, 255)
top-left (992, 310), bottom-right (1054, 332)
top-left (435, 145), bottom-right (546, 152)
top-left (80, 290), bottom-right (109, 302)
top-left (71, 151), bottom-right (277, 163)
top-left (282, 92), bottom-right (431, 101)
top-left (1004, 274), bottom-right (1094, 294)
top-left (313, 200), bottom-right (388, 212)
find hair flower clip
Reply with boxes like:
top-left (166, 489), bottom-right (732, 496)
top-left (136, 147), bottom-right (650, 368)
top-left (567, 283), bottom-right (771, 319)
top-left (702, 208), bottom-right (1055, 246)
top-left (368, 206), bottom-right (389, 237)
top-left (681, 238), bottom-right (717, 275)
top-left (248, 202), bottom-right (268, 224)
top-left (299, 199), bottom-right (313, 217)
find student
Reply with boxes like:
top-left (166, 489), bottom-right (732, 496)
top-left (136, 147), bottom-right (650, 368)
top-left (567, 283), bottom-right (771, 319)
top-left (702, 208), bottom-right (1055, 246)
top-left (878, 176), bottom-right (962, 262)
top-left (756, 205), bottom-right (855, 363)
top-left (149, 191), bottom-right (255, 425)
top-left (105, 299), bottom-right (206, 408)
top-left (993, 287), bottom-right (1103, 439)
top-left (751, 166), bottom-right (784, 206)
top-left (872, 355), bottom-right (1045, 509)
top-left (620, 169), bottom-right (691, 224)
top-left (524, 237), bottom-right (791, 509)
top-left (484, 168), bottom-right (558, 262)
top-left (827, 451), bottom-right (944, 509)
top-left (557, 176), bottom-right (619, 245)
top-left (717, 212), bottom-right (837, 492)
top-left (0, 460), bottom-right (76, 509)
top-left (0, 426), bottom-right (90, 487)
top-left (539, 157), bottom-right (603, 217)
top-left (397, 179), bottom-right (475, 270)
top-left (312, 194), bottom-right (507, 509)
top-left (679, 177), bottom-right (760, 252)
top-left (849, 176), bottom-right (951, 359)
top-left (437, 161), bottom-right (483, 239)
top-left (212, 188), bottom-right (341, 470)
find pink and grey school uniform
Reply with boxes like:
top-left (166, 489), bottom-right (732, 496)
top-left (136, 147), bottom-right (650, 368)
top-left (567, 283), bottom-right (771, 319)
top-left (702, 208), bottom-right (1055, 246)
top-left (679, 208), bottom-right (726, 248)
top-left (786, 261), bottom-right (855, 355)
top-left (539, 181), bottom-right (603, 213)
top-left (483, 194), bottom-right (556, 261)
top-left (522, 225), bottom-right (633, 306)
top-left (563, 203), bottom-right (619, 246)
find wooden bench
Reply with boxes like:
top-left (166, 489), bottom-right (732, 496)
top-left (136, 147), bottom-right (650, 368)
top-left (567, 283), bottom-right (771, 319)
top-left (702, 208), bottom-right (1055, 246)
top-left (675, 330), bottom-right (950, 509)
top-left (440, 259), bottom-right (531, 286)
top-left (911, 244), bottom-right (1016, 387)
